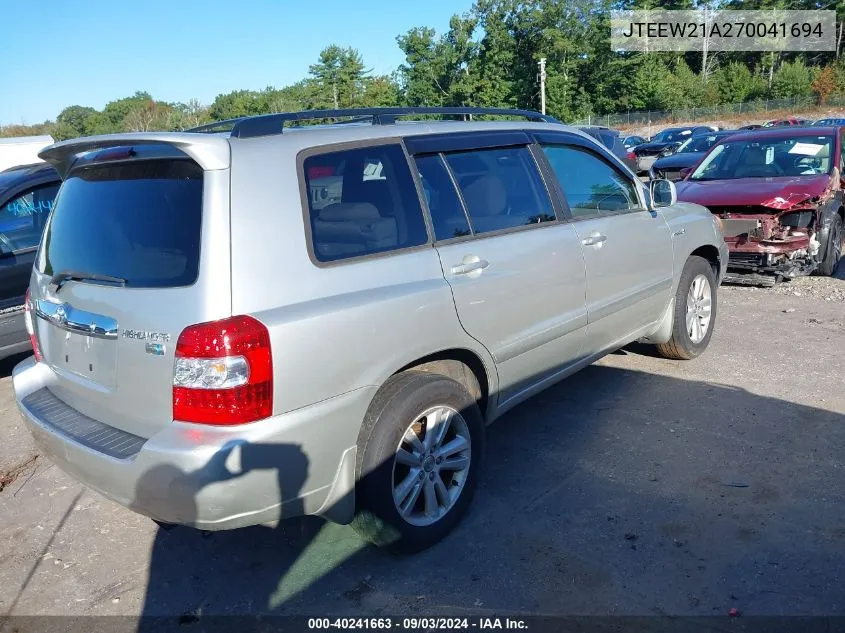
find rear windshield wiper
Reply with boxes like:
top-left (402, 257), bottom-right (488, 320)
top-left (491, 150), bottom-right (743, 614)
top-left (51, 270), bottom-right (127, 292)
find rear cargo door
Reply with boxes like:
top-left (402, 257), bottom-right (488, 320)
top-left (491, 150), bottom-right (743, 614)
top-left (30, 146), bottom-right (232, 439)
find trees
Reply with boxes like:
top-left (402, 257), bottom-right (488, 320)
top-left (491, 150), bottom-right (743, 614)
top-left (308, 45), bottom-right (368, 109)
top-left (396, 15), bottom-right (478, 107)
top-left (54, 106), bottom-right (96, 140)
top-left (713, 62), bottom-right (765, 104)
top-left (771, 59), bottom-right (814, 99)
top-left (811, 66), bottom-right (837, 106)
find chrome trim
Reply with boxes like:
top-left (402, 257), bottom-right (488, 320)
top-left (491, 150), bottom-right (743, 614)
top-left (34, 300), bottom-right (118, 340)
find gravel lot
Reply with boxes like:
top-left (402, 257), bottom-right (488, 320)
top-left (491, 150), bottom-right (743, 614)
top-left (1, 274), bottom-right (843, 621)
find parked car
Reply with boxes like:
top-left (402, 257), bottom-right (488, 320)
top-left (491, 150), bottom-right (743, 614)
top-left (676, 127), bottom-right (844, 284)
top-left (649, 130), bottom-right (747, 181)
top-left (14, 107), bottom-right (727, 553)
top-left (576, 125), bottom-right (638, 172)
top-left (763, 118), bottom-right (804, 127)
top-left (813, 117), bottom-right (845, 127)
top-left (631, 126), bottom-right (718, 174)
top-left (0, 136), bottom-right (54, 173)
top-left (622, 135), bottom-right (647, 150)
top-left (0, 162), bottom-right (60, 361)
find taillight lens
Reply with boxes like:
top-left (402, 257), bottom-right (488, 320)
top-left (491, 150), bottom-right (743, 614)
top-left (626, 151), bottom-right (637, 161)
top-left (173, 315), bottom-right (273, 425)
top-left (24, 289), bottom-right (42, 362)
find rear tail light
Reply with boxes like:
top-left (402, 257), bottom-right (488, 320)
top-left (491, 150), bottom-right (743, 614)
top-left (24, 289), bottom-right (42, 362)
top-left (173, 315), bottom-right (273, 425)
top-left (626, 151), bottom-right (636, 161)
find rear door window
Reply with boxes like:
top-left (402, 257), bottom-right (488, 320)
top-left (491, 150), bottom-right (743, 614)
top-left (37, 160), bottom-right (203, 288)
top-left (303, 144), bottom-right (429, 263)
top-left (443, 146), bottom-right (555, 235)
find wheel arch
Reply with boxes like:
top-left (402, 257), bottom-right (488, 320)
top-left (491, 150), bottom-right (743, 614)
top-left (393, 348), bottom-right (493, 422)
top-left (689, 244), bottom-right (721, 278)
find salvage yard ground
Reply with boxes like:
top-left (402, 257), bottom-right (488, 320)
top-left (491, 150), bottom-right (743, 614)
top-left (1, 274), bottom-right (844, 618)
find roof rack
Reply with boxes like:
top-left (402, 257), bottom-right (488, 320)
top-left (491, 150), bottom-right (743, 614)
top-left (186, 107), bottom-right (559, 139)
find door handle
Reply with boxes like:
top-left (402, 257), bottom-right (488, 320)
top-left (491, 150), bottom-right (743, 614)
top-left (450, 258), bottom-right (489, 276)
top-left (581, 233), bottom-right (607, 247)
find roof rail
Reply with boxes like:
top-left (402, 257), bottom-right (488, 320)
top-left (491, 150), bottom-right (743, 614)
top-left (185, 107), bottom-right (559, 139)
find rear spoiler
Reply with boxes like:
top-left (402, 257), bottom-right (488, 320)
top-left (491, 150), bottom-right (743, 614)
top-left (38, 133), bottom-right (231, 179)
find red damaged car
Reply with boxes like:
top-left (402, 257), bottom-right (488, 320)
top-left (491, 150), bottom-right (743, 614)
top-left (676, 127), bottom-right (844, 284)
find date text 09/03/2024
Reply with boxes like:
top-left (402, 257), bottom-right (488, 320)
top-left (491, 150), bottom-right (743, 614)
top-left (307, 617), bottom-right (529, 630)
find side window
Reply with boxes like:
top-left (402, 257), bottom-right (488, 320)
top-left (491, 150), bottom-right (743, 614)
top-left (541, 145), bottom-right (640, 219)
top-left (414, 154), bottom-right (471, 241)
top-left (0, 182), bottom-right (60, 253)
top-left (443, 146), bottom-right (555, 236)
top-left (598, 132), bottom-right (616, 150)
top-left (303, 144), bottom-right (429, 263)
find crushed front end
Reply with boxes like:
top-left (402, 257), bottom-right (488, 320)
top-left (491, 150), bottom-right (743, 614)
top-left (712, 199), bottom-right (823, 284)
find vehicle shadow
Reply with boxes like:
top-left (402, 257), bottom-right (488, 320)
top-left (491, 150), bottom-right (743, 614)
top-left (135, 364), bottom-right (845, 629)
top-left (0, 352), bottom-right (31, 379)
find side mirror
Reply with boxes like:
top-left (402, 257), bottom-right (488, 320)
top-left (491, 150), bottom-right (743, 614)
top-left (679, 167), bottom-right (692, 179)
top-left (650, 179), bottom-right (677, 209)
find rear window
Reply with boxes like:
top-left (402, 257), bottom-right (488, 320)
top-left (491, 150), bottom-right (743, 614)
top-left (37, 160), bottom-right (203, 288)
top-left (303, 144), bottom-right (429, 263)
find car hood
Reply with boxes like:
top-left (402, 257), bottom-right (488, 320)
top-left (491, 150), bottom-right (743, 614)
top-left (675, 174), bottom-right (831, 210)
top-left (653, 152), bottom-right (704, 170)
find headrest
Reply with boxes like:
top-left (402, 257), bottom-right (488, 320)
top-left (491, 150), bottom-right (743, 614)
top-left (318, 202), bottom-right (380, 222)
top-left (461, 176), bottom-right (507, 217)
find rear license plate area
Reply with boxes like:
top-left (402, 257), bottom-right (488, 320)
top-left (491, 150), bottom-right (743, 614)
top-left (44, 327), bottom-right (117, 388)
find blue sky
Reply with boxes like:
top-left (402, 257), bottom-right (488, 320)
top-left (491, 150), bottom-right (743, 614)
top-left (1, 0), bottom-right (473, 125)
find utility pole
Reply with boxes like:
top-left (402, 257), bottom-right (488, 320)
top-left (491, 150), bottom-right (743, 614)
top-left (538, 58), bottom-right (547, 115)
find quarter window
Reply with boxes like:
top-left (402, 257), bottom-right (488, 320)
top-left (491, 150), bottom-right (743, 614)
top-left (443, 146), bottom-right (555, 235)
top-left (303, 144), bottom-right (429, 262)
top-left (542, 145), bottom-right (640, 218)
top-left (0, 182), bottom-right (59, 253)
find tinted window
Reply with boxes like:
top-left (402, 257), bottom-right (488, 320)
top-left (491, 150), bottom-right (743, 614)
top-left (303, 144), bottom-right (428, 262)
top-left (542, 145), bottom-right (640, 218)
top-left (444, 146), bottom-right (555, 235)
top-left (653, 129), bottom-right (691, 143)
top-left (0, 182), bottom-right (59, 252)
top-left (598, 132), bottom-right (616, 150)
top-left (677, 135), bottom-right (722, 153)
top-left (415, 155), bottom-right (471, 241)
top-left (37, 160), bottom-right (202, 288)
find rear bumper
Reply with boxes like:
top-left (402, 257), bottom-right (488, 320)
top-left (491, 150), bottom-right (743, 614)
top-left (13, 357), bottom-right (374, 530)
top-left (636, 155), bottom-right (658, 174)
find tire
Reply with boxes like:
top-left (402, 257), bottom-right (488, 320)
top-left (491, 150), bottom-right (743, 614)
top-left (351, 371), bottom-right (484, 553)
top-left (816, 214), bottom-right (843, 277)
top-left (655, 255), bottom-right (718, 360)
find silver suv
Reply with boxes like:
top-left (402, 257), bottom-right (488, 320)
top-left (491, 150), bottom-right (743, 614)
top-left (13, 107), bottom-right (728, 552)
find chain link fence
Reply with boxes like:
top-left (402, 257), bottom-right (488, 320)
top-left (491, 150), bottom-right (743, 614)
top-left (572, 94), bottom-right (845, 129)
